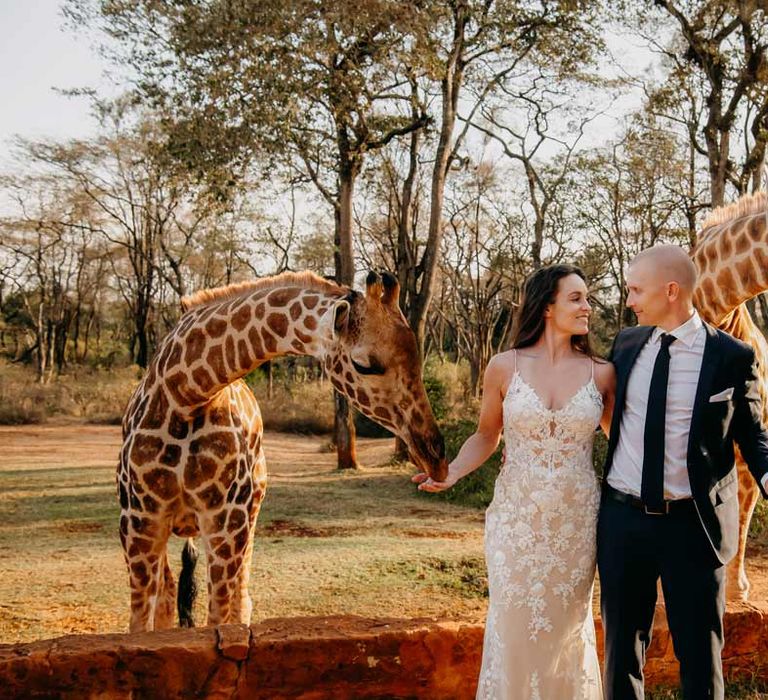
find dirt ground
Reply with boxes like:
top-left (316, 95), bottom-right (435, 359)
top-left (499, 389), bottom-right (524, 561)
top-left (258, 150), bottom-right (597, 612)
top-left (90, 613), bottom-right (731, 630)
top-left (2, 424), bottom-right (768, 647)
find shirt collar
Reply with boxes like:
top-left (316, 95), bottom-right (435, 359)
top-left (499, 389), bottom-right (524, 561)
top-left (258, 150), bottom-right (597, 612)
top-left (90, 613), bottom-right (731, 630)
top-left (650, 310), bottom-right (703, 348)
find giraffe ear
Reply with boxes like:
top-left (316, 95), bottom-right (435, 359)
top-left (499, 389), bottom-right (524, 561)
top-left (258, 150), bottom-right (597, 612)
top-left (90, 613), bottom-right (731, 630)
top-left (332, 299), bottom-right (351, 339)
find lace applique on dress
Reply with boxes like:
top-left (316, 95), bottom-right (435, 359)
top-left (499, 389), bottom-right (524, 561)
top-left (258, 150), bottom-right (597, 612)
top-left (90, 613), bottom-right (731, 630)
top-left (475, 364), bottom-right (603, 700)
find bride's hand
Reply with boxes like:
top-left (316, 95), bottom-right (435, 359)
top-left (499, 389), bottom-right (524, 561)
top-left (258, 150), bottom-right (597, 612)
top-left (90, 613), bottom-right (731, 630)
top-left (411, 470), bottom-right (457, 492)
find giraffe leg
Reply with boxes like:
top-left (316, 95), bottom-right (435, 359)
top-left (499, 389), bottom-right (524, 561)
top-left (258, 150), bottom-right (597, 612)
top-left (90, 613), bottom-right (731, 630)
top-left (230, 483), bottom-right (268, 624)
top-left (726, 460), bottom-right (759, 602)
top-left (230, 457), bottom-right (268, 624)
top-left (123, 513), bottom-right (171, 633)
top-left (229, 529), bottom-right (256, 624)
top-left (201, 502), bottom-right (255, 626)
top-left (152, 553), bottom-right (177, 630)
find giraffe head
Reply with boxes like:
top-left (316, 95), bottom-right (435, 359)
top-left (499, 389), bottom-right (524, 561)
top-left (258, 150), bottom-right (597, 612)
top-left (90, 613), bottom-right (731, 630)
top-left (323, 271), bottom-right (448, 481)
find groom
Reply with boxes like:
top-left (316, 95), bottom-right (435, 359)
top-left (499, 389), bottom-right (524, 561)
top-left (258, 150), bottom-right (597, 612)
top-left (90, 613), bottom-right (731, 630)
top-left (599, 244), bottom-right (768, 699)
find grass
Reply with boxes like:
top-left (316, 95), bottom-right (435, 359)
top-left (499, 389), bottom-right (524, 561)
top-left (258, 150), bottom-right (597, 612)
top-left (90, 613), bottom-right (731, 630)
top-left (649, 678), bottom-right (768, 698)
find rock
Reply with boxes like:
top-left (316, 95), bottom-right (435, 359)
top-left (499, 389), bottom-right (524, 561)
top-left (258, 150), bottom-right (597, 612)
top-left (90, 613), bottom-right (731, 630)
top-left (217, 624), bottom-right (251, 661)
top-left (1, 606), bottom-right (767, 698)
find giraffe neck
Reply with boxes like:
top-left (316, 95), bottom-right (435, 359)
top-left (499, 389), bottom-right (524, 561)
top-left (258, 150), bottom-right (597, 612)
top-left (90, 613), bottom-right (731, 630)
top-left (692, 201), bottom-right (768, 324)
top-left (154, 286), bottom-right (338, 407)
top-left (718, 306), bottom-right (768, 423)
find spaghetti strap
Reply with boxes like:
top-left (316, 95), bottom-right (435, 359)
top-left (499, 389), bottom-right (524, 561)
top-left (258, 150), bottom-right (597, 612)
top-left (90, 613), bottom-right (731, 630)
top-left (590, 359), bottom-right (595, 382)
top-left (513, 349), bottom-right (518, 375)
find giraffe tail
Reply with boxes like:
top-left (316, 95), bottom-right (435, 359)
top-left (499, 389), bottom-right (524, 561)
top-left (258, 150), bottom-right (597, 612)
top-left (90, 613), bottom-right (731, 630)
top-left (177, 538), bottom-right (198, 627)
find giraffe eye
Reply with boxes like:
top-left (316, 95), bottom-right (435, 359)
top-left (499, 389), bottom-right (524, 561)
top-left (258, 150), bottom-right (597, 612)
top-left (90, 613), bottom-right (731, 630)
top-left (352, 358), bottom-right (386, 376)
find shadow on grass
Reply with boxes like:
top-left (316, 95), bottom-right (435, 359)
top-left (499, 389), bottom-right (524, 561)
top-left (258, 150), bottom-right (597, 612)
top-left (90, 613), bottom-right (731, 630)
top-left (375, 556), bottom-right (488, 599)
top-left (0, 489), bottom-right (118, 544)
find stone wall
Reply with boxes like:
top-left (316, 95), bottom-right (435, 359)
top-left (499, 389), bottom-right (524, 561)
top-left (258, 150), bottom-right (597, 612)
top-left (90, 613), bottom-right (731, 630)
top-left (2, 604), bottom-right (767, 699)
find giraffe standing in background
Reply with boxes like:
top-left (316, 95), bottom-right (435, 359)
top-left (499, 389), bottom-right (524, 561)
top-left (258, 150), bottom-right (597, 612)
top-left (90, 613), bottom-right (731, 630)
top-left (119, 270), bottom-right (447, 632)
top-left (691, 191), bottom-right (768, 601)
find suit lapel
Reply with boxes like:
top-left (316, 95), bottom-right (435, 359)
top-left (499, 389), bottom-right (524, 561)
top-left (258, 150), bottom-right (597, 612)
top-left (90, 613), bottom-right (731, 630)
top-left (686, 323), bottom-right (721, 458)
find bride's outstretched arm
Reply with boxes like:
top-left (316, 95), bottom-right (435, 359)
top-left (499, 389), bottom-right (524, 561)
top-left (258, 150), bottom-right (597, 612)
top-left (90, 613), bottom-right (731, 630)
top-left (413, 355), bottom-right (505, 492)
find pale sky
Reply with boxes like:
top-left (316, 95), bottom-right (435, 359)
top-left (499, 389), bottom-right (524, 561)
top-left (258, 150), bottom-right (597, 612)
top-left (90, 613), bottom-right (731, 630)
top-left (0, 0), bottom-right (118, 150)
top-left (0, 1), bottom-right (655, 178)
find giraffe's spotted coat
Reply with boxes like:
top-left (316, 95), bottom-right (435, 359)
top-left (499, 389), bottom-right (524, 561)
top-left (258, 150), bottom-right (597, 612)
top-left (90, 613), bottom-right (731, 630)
top-left (119, 272), bottom-right (446, 632)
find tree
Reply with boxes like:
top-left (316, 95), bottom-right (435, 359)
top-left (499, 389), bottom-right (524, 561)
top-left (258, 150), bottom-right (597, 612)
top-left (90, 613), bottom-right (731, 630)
top-left (636, 0), bottom-right (768, 206)
top-left (404, 0), bottom-right (605, 356)
top-left (68, 0), bottom-right (431, 468)
top-left (0, 172), bottom-right (103, 380)
top-left (569, 116), bottom-right (695, 330)
top-left (465, 65), bottom-right (609, 268)
top-left (438, 161), bottom-right (523, 394)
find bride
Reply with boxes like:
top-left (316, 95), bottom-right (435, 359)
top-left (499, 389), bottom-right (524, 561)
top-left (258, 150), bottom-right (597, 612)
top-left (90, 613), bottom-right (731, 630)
top-left (414, 264), bottom-right (615, 699)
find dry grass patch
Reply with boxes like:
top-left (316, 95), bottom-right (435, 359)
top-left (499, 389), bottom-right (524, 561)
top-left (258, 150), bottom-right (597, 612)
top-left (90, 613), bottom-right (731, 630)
top-left (0, 360), bottom-right (140, 425)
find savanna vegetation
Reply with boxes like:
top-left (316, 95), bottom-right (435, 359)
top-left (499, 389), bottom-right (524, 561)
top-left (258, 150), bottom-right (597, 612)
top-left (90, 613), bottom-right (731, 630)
top-left (4, 2), bottom-right (768, 455)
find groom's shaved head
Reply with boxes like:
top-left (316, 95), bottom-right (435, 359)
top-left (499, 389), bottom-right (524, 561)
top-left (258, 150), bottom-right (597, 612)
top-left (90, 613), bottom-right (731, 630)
top-left (629, 245), bottom-right (697, 293)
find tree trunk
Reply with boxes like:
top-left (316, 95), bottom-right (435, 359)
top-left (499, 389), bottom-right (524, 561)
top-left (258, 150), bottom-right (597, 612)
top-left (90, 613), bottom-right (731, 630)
top-left (333, 391), bottom-right (358, 469)
top-left (135, 322), bottom-right (149, 369)
top-left (394, 125), bottom-right (422, 465)
top-left (36, 301), bottom-right (46, 383)
top-left (333, 160), bottom-right (359, 470)
top-left (409, 8), bottom-right (466, 359)
top-left (704, 118), bottom-right (728, 208)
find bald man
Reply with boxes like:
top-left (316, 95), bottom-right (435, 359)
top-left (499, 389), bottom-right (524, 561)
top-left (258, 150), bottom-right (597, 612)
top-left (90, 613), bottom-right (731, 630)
top-left (599, 245), bottom-right (768, 700)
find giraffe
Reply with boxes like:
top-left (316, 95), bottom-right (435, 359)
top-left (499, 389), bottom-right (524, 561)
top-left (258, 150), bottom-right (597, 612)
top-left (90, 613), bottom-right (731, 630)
top-left (690, 191), bottom-right (768, 601)
top-left (118, 270), bottom-right (448, 632)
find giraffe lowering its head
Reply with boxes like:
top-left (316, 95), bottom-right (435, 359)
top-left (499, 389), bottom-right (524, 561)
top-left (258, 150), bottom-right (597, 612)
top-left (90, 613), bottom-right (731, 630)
top-left (118, 270), bottom-right (447, 632)
top-left (691, 191), bottom-right (768, 601)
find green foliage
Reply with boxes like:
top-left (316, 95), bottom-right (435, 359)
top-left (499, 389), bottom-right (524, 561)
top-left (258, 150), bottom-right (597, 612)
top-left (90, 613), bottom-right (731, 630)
top-left (593, 431), bottom-right (608, 477)
top-left (423, 363), bottom-right (449, 423)
top-left (749, 497), bottom-right (768, 541)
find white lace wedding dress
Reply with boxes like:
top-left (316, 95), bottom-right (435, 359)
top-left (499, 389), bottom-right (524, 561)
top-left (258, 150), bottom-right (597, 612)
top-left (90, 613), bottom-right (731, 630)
top-left (476, 357), bottom-right (603, 700)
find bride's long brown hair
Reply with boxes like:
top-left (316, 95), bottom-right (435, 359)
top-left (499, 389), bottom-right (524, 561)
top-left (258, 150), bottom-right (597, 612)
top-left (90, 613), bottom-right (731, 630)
top-left (510, 264), bottom-right (598, 358)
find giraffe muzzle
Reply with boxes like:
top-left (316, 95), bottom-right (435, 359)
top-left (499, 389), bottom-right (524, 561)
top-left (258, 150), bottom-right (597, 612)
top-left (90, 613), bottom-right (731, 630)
top-left (408, 431), bottom-right (448, 482)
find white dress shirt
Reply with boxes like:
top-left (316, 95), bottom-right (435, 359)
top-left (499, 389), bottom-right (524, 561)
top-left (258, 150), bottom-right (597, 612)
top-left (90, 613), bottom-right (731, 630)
top-left (608, 311), bottom-right (705, 500)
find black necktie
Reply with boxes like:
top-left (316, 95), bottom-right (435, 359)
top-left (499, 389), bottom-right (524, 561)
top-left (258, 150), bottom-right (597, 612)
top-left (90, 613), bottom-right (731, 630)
top-left (641, 332), bottom-right (677, 511)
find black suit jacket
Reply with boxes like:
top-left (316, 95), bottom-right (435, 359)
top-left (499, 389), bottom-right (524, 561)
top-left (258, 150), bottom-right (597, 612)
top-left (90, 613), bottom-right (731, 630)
top-left (604, 323), bottom-right (768, 564)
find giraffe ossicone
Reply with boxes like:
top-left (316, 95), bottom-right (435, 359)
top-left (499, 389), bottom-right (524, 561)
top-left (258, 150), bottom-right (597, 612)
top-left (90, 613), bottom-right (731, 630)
top-left (118, 270), bottom-right (447, 632)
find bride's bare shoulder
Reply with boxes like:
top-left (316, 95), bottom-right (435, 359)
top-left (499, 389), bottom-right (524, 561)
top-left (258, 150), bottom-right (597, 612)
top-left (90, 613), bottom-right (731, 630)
top-left (485, 351), bottom-right (516, 392)
top-left (592, 357), bottom-right (616, 393)
top-left (488, 350), bottom-right (517, 374)
top-left (491, 349), bottom-right (517, 364)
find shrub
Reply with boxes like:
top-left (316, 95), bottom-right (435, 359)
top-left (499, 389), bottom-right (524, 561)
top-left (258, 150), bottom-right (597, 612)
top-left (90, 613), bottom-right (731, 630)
top-left (0, 361), bottom-right (141, 425)
top-left (246, 374), bottom-right (335, 434)
top-left (424, 356), bottom-right (476, 422)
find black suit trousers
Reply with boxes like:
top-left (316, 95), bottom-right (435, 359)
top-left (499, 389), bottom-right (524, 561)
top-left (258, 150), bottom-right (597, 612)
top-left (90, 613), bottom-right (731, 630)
top-left (597, 494), bottom-right (726, 700)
